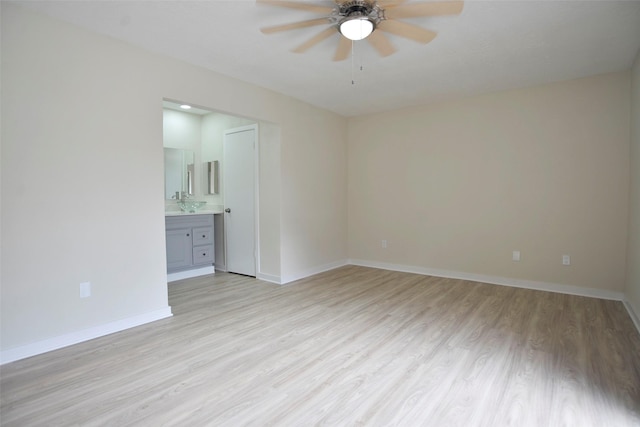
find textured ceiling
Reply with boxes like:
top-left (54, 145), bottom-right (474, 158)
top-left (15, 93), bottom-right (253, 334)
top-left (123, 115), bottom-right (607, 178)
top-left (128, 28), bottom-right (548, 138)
top-left (17, 0), bottom-right (640, 117)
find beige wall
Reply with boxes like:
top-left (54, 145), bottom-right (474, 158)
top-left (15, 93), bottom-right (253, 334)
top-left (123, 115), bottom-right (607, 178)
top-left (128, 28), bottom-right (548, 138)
top-left (0, 4), bottom-right (348, 355)
top-left (280, 103), bottom-right (349, 281)
top-left (348, 72), bottom-right (631, 292)
top-left (626, 51), bottom-right (640, 319)
top-left (257, 122), bottom-right (283, 280)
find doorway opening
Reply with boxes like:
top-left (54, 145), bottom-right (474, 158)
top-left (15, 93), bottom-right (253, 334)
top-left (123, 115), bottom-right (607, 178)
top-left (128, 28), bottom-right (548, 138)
top-left (162, 100), bottom-right (260, 281)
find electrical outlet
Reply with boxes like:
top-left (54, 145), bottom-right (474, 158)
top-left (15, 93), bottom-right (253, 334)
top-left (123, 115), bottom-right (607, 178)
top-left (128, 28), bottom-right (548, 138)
top-left (381, 239), bottom-right (388, 249)
top-left (512, 251), bottom-right (521, 262)
top-left (562, 255), bottom-right (571, 266)
top-left (79, 282), bottom-right (91, 298)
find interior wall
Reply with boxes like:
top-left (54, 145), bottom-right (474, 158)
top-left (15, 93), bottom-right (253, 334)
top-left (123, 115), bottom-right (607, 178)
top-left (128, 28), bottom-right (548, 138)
top-left (163, 109), bottom-right (202, 152)
top-left (626, 50), bottom-right (640, 320)
top-left (280, 103), bottom-right (349, 282)
top-left (0, 4), bottom-right (348, 356)
top-left (258, 122), bottom-right (282, 281)
top-left (348, 71), bottom-right (631, 293)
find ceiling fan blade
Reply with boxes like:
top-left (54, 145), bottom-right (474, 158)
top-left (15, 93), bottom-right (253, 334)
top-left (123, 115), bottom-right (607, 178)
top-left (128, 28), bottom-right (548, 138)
top-left (384, 1), bottom-right (464, 19)
top-left (292, 27), bottom-right (337, 53)
top-left (261, 18), bottom-right (331, 34)
top-left (256, 0), bottom-right (334, 15)
top-left (334, 36), bottom-right (352, 61)
top-left (367, 30), bottom-right (396, 57)
top-left (377, 20), bottom-right (437, 44)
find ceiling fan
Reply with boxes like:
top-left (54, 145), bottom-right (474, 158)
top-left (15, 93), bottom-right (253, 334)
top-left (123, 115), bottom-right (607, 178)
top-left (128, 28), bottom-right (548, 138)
top-left (257, 0), bottom-right (464, 61)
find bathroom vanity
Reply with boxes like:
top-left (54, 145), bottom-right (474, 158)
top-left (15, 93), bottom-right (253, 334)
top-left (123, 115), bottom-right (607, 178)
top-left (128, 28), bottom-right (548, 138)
top-left (165, 214), bottom-right (214, 273)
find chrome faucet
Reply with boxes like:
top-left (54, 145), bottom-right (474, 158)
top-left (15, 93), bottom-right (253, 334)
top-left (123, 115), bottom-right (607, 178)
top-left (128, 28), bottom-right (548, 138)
top-left (173, 191), bottom-right (190, 201)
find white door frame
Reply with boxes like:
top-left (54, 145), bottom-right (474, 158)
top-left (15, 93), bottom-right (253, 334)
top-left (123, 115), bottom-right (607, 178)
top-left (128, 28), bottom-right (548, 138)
top-left (223, 124), bottom-right (260, 276)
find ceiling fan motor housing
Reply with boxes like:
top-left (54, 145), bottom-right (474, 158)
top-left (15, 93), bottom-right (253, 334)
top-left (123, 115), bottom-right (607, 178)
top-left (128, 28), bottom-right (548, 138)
top-left (338, 0), bottom-right (385, 27)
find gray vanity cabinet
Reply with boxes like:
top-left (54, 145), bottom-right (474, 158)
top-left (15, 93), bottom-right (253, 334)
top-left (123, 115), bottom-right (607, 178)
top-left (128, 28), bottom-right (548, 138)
top-left (165, 215), bottom-right (214, 273)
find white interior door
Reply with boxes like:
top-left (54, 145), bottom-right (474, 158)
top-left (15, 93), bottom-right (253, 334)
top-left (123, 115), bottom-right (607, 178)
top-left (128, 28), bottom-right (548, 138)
top-left (223, 126), bottom-right (257, 276)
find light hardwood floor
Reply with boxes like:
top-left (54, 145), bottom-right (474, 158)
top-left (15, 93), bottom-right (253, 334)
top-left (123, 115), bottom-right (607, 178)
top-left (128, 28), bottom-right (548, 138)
top-left (2, 266), bottom-right (640, 426)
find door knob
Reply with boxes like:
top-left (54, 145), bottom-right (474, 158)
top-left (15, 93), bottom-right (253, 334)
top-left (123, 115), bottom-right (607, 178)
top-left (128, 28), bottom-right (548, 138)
top-left (225, 208), bottom-right (231, 213)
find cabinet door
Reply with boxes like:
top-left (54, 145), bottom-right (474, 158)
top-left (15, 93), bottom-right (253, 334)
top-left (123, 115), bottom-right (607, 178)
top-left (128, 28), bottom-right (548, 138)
top-left (166, 228), bottom-right (193, 271)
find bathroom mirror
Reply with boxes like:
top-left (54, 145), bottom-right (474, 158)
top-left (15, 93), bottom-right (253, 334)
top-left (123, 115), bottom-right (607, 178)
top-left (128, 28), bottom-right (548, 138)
top-left (164, 148), bottom-right (194, 199)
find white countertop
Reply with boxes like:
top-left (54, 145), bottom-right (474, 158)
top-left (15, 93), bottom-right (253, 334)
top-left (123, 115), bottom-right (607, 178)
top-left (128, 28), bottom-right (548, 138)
top-left (165, 209), bottom-right (224, 216)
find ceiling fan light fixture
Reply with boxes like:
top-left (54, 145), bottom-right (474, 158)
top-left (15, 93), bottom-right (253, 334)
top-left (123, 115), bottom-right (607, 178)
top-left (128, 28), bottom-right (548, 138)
top-left (339, 17), bottom-right (374, 41)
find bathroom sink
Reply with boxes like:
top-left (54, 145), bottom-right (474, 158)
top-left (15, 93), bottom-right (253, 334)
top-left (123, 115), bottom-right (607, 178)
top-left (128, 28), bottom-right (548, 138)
top-left (177, 200), bottom-right (207, 213)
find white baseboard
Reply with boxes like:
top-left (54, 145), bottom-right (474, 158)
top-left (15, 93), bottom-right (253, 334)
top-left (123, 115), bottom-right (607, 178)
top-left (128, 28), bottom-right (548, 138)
top-left (0, 307), bottom-right (173, 365)
top-left (167, 266), bottom-right (215, 283)
top-left (280, 259), bottom-right (349, 285)
top-left (348, 259), bottom-right (625, 301)
top-left (623, 299), bottom-right (640, 335)
top-left (246, 260), bottom-right (349, 285)
top-left (6, 261), bottom-right (629, 365)
top-left (257, 272), bottom-right (282, 284)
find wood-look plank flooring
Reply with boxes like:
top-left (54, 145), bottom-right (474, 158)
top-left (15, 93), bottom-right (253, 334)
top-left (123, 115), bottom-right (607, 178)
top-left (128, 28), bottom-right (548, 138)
top-left (2, 266), bottom-right (640, 426)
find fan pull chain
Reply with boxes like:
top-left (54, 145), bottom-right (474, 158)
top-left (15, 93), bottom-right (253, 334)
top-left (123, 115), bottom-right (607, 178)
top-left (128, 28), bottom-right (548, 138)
top-left (351, 40), bottom-right (365, 86)
top-left (351, 39), bottom-right (355, 85)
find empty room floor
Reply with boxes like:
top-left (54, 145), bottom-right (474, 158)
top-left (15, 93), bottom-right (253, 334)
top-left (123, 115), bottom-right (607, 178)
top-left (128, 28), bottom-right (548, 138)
top-left (2, 265), bottom-right (639, 426)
